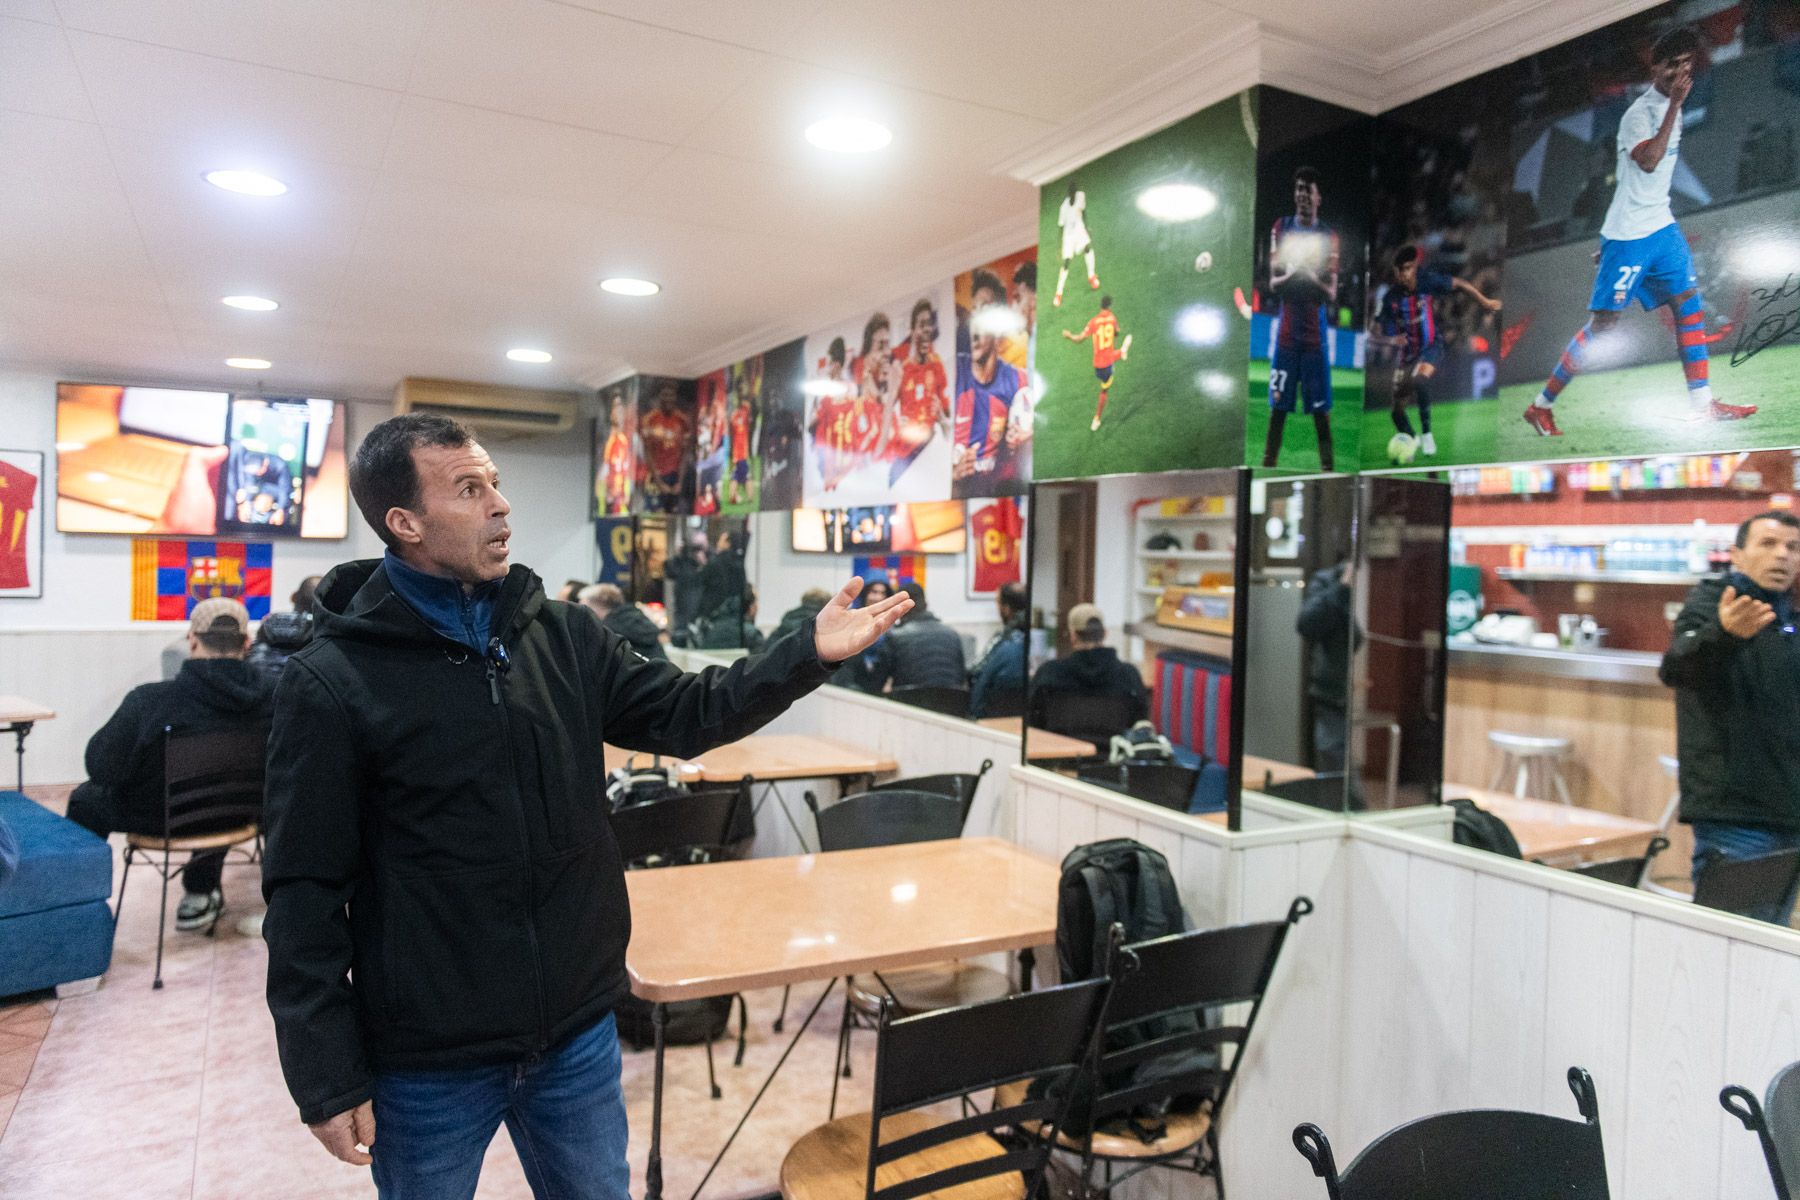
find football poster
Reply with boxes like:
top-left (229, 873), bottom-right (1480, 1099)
top-left (593, 380), bottom-right (637, 517)
top-left (800, 282), bottom-right (956, 508)
top-left (951, 247), bottom-right (1038, 498)
top-left (630, 375), bottom-right (697, 515)
top-left (965, 496), bottom-right (1026, 597)
top-left (1032, 91), bottom-right (1256, 480)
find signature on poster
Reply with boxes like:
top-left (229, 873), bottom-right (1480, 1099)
top-left (1731, 274), bottom-right (1800, 368)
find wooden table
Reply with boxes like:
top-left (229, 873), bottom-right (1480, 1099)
top-left (626, 838), bottom-right (1059, 1200)
top-left (975, 717), bottom-right (1096, 762)
top-left (1243, 754), bottom-right (1316, 788)
top-left (0, 696), bottom-right (54, 792)
top-left (1445, 784), bottom-right (1661, 863)
top-left (605, 734), bottom-right (899, 852)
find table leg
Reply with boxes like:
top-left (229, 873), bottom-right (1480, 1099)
top-left (8, 722), bottom-right (31, 793)
top-left (1018, 947), bottom-right (1036, 993)
top-left (647, 1002), bottom-right (667, 1200)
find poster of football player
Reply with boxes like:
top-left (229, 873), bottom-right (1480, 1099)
top-left (1034, 92), bottom-right (1255, 480)
top-left (756, 338), bottom-right (807, 512)
top-left (631, 375), bottom-right (696, 515)
top-left (1247, 88), bottom-right (1373, 475)
top-left (952, 247), bottom-right (1037, 498)
top-left (692, 367), bottom-right (730, 517)
top-left (592, 381), bottom-right (637, 517)
top-left (965, 495), bottom-right (1026, 598)
top-left (801, 281), bottom-right (956, 508)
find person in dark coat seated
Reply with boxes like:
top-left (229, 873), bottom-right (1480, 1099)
top-left (1029, 602), bottom-right (1149, 742)
top-left (578, 583), bottom-right (667, 661)
top-left (864, 582), bottom-right (967, 692)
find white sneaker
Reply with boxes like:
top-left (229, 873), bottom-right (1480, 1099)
top-left (1421, 432), bottom-right (1437, 455)
top-left (1119, 334), bottom-right (1132, 361)
top-left (1090, 415), bottom-right (1102, 432)
top-left (175, 889), bottom-right (224, 932)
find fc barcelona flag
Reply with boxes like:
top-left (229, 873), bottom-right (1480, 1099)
top-left (851, 554), bottom-right (925, 591)
top-left (131, 539), bottom-right (273, 621)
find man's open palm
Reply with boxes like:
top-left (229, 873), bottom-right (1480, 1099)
top-left (814, 578), bottom-right (913, 663)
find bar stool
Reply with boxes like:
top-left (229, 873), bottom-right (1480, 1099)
top-left (1487, 731), bottom-right (1574, 805)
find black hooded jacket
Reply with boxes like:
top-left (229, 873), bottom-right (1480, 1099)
top-left (597, 603), bottom-right (668, 661)
top-left (261, 558), bottom-right (832, 1124)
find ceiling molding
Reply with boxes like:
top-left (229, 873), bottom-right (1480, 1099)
top-left (996, 22), bottom-right (1263, 187)
top-left (1258, 32), bottom-right (1384, 114)
top-left (666, 208), bottom-right (1038, 380)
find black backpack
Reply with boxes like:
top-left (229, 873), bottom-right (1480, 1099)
top-left (1447, 797), bottom-right (1523, 858)
top-left (1037, 840), bottom-right (1212, 1140)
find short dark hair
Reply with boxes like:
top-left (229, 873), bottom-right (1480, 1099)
top-left (1736, 509), bottom-right (1800, 548)
top-left (998, 582), bottom-right (1027, 616)
top-left (349, 413), bottom-right (475, 551)
top-left (1651, 26), bottom-right (1701, 65)
top-left (861, 312), bottom-right (891, 356)
top-left (293, 575), bottom-right (321, 612)
top-left (1294, 165), bottom-right (1320, 187)
top-left (900, 580), bottom-right (926, 614)
top-left (1100, 294), bottom-right (1113, 309)
top-left (909, 298), bottom-right (936, 331)
top-left (828, 336), bottom-right (847, 365)
top-left (1393, 244), bottom-right (1420, 270)
top-left (970, 268), bottom-right (1005, 305)
top-left (1013, 261), bottom-right (1036, 291)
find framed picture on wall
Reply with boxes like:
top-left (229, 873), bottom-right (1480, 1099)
top-left (965, 495), bottom-right (1025, 599)
top-left (0, 449), bottom-right (46, 599)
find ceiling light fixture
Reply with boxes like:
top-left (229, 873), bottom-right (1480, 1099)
top-left (804, 116), bottom-right (892, 154)
top-left (599, 277), bottom-right (661, 297)
top-left (204, 169), bottom-right (289, 197)
top-left (506, 348), bottom-right (553, 363)
top-left (221, 295), bottom-right (279, 311)
top-left (225, 357), bottom-right (272, 370)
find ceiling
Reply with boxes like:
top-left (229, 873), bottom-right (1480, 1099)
top-left (0, 0), bottom-right (1656, 400)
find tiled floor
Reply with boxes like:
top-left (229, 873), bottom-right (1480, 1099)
top-left (0, 791), bottom-right (888, 1200)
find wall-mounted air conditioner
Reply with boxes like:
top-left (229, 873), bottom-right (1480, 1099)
top-left (394, 377), bottom-right (580, 439)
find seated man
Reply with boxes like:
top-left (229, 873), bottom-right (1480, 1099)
top-left (773, 587), bottom-right (833, 644)
top-left (968, 582), bottom-right (1028, 718)
top-left (578, 583), bottom-right (667, 661)
top-left (865, 582), bottom-right (968, 692)
top-left (247, 574), bottom-right (321, 684)
top-left (696, 584), bottom-right (767, 652)
top-left (1029, 602), bottom-right (1150, 740)
top-left (68, 598), bottom-right (274, 932)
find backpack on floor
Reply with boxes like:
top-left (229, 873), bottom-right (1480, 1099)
top-left (1447, 798), bottom-right (1523, 858)
top-left (1035, 839), bottom-right (1212, 1140)
top-left (1108, 720), bottom-right (1175, 766)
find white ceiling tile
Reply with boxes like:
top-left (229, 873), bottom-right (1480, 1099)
top-left (549, 0), bottom-right (830, 57)
top-left (51, 0), bottom-right (435, 88)
top-left (0, 16), bottom-right (94, 121)
top-left (65, 30), bottom-right (403, 169)
top-left (0, 111), bottom-right (116, 188)
top-left (0, 2), bottom-right (58, 23)
top-left (408, 0), bottom-right (759, 143)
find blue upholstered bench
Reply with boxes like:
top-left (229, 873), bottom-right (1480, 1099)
top-left (0, 791), bottom-right (114, 999)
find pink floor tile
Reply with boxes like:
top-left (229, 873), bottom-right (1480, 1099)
top-left (0, 1135), bottom-right (197, 1200)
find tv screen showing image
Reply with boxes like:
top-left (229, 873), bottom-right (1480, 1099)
top-left (790, 502), bottom-right (967, 555)
top-left (56, 382), bottom-right (348, 538)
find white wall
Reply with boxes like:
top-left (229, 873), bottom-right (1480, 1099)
top-left (0, 366), bottom-right (597, 784)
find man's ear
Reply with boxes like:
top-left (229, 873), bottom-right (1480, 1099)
top-left (385, 506), bottom-right (424, 547)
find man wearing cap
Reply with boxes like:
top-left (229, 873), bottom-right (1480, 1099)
top-left (1028, 602), bottom-right (1150, 738)
top-left (69, 596), bottom-right (274, 931)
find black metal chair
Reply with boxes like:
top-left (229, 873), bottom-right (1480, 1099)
top-left (1723, 1058), bottom-right (1800, 1200)
top-left (979, 686), bottom-right (1027, 719)
top-left (607, 787), bottom-right (754, 1098)
top-left (804, 788), bottom-right (1015, 1113)
top-left (778, 977), bottom-right (1117, 1200)
top-left (1039, 691), bottom-right (1143, 760)
top-left (1561, 836), bottom-right (1669, 889)
top-left (862, 759), bottom-right (994, 827)
top-left (1257, 772), bottom-right (1351, 813)
top-left (1293, 1067), bottom-right (1611, 1200)
top-left (1077, 762), bottom-right (1201, 813)
top-left (889, 685), bottom-right (971, 718)
top-left (999, 897), bottom-right (1313, 1199)
top-left (1693, 847), bottom-right (1800, 922)
top-left (116, 725), bottom-right (267, 989)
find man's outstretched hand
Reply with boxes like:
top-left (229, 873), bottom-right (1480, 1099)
top-left (814, 577), bottom-right (913, 663)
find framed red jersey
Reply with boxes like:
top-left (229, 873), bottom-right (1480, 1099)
top-left (965, 495), bottom-right (1025, 597)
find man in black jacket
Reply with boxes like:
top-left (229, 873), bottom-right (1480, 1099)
top-left (1029, 603), bottom-right (1150, 743)
top-left (1660, 509), bottom-right (1800, 924)
top-left (263, 414), bottom-right (908, 1199)
top-left (1296, 560), bottom-right (1354, 771)
top-left (863, 582), bottom-right (967, 693)
top-left (577, 583), bottom-right (667, 661)
top-left (772, 587), bottom-right (832, 644)
top-left (69, 597), bottom-right (272, 931)
top-left (247, 574), bottom-right (321, 683)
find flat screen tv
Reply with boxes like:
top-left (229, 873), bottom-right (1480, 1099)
top-left (790, 501), bottom-right (967, 555)
top-left (55, 382), bottom-right (349, 538)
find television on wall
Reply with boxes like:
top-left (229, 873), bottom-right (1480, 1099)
top-left (790, 502), bottom-right (966, 555)
top-left (55, 382), bottom-right (349, 538)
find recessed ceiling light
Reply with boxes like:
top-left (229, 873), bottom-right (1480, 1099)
top-left (600, 277), bottom-right (661, 297)
top-left (221, 295), bottom-right (279, 311)
top-left (225, 357), bottom-right (271, 370)
top-left (506, 348), bottom-right (553, 363)
top-left (1135, 183), bottom-right (1217, 222)
top-left (804, 116), bottom-right (892, 154)
top-left (204, 169), bottom-right (289, 197)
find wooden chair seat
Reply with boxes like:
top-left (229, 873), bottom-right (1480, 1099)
top-left (847, 963), bottom-right (1013, 1017)
top-left (126, 825), bottom-right (259, 853)
top-left (780, 1111), bottom-right (1024, 1200)
top-left (993, 1080), bottom-right (1212, 1159)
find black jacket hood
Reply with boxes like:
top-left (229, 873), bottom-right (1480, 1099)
top-left (176, 656), bottom-right (275, 710)
top-left (312, 559), bottom-right (545, 647)
top-left (1054, 645), bottom-right (1130, 687)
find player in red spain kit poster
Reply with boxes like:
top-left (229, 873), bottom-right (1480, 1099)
top-left (637, 379), bottom-right (692, 514)
top-left (595, 389), bottom-right (634, 516)
top-left (1063, 296), bottom-right (1132, 432)
top-left (888, 299), bottom-right (949, 485)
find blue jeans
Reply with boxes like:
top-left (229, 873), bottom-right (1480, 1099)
top-left (1691, 821), bottom-right (1800, 926)
top-left (371, 1014), bottom-right (631, 1200)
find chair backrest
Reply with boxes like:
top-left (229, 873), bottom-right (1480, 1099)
top-left (981, 686), bottom-right (1026, 719)
top-left (1042, 690), bottom-right (1142, 749)
top-left (865, 760), bottom-right (993, 827)
top-left (1086, 898), bottom-right (1312, 1133)
top-left (865, 976), bottom-right (1114, 1200)
top-left (1294, 1067), bottom-right (1610, 1200)
top-left (162, 724), bottom-right (268, 837)
top-left (1076, 762), bottom-right (1200, 813)
top-left (608, 781), bottom-right (750, 867)
top-left (1693, 848), bottom-right (1800, 919)
top-left (889, 685), bottom-right (970, 718)
top-left (808, 790), bottom-right (964, 853)
top-left (1566, 836), bottom-right (1668, 889)
top-left (1258, 772), bottom-right (1350, 813)
top-left (1723, 1058), bottom-right (1800, 1200)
